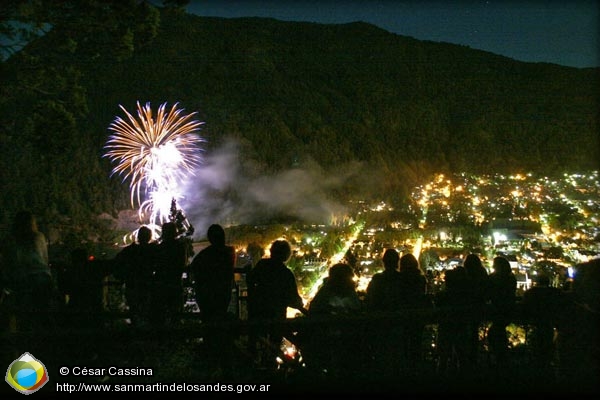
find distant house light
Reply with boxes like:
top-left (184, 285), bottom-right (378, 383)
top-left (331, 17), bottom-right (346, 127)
top-left (493, 231), bottom-right (507, 245)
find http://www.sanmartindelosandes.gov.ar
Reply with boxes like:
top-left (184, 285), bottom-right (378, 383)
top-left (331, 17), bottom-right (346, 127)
top-left (5, 352), bottom-right (49, 394)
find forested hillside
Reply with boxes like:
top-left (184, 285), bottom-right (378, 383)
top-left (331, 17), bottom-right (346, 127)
top-left (1, 3), bottom-right (598, 238)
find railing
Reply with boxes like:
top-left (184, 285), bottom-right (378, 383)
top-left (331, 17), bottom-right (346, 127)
top-left (2, 300), bottom-right (598, 394)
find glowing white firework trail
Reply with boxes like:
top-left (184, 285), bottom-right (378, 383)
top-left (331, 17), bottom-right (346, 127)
top-left (104, 101), bottom-right (204, 236)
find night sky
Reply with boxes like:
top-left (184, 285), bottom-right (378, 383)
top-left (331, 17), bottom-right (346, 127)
top-left (187, 0), bottom-right (599, 69)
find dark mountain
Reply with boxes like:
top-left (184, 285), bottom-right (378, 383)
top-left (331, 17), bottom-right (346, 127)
top-left (1, 7), bottom-right (598, 235)
top-left (89, 13), bottom-right (599, 174)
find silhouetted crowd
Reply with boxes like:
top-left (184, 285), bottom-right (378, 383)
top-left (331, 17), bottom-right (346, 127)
top-left (1, 210), bottom-right (599, 394)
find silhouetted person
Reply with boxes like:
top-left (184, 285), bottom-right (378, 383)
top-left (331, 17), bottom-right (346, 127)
top-left (246, 240), bottom-right (307, 368)
top-left (556, 259), bottom-right (600, 392)
top-left (0, 211), bottom-right (58, 335)
top-left (462, 253), bottom-right (489, 367)
top-left (307, 263), bottom-right (366, 378)
top-left (190, 223), bottom-right (236, 379)
top-left (191, 224), bottom-right (236, 321)
top-left (235, 242), bottom-right (264, 322)
top-left (397, 253), bottom-right (428, 372)
top-left (245, 242), bottom-right (264, 271)
top-left (522, 274), bottom-right (566, 373)
top-left (152, 222), bottom-right (189, 327)
top-left (113, 226), bottom-right (157, 327)
top-left (63, 247), bottom-right (108, 317)
top-left (366, 249), bottom-right (402, 311)
top-left (309, 263), bottom-right (362, 316)
top-left (306, 263), bottom-right (364, 379)
top-left (60, 246), bottom-right (111, 364)
top-left (435, 265), bottom-right (470, 376)
top-left (487, 256), bottom-right (517, 367)
top-left (571, 258), bottom-right (600, 314)
top-left (365, 248), bottom-right (405, 378)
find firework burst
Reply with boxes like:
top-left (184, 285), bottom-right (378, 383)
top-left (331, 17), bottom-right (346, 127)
top-left (104, 101), bottom-right (204, 237)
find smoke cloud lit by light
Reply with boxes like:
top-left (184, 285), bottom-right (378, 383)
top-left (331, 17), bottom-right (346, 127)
top-left (179, 137), bottom-right (357, 236)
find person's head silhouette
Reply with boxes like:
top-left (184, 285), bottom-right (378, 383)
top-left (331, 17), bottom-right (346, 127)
top-left (161, 222), bottom-right (177, 241)
top-left (270, 240), bottom-right (292, 264)
top-left (382, 249), bottom-right (400, 271)
top-left (207, 224), bottom-right (226, 246)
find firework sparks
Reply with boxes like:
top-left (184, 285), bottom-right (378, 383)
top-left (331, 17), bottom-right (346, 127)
top-left (104, 101), bottom-right (204, 237)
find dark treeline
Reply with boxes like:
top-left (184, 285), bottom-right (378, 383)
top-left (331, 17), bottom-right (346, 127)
top-left (1, 2), bottom-right (598, 238)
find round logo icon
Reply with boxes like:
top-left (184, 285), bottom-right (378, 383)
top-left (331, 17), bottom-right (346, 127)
top-left (6, 352), bottom-right (49, 394)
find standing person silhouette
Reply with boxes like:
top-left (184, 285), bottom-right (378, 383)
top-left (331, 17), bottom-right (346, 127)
top-left (190, 224), bottom-right (236, 379)
top-left (366, 249), bottom-right (403, 311)
top-left (60, 246), bottom-right (110, 365)
top-left (397, 253), bottom-right (428, 373)
top-left (113, 226), bottom-right (157, 327)
top-left (152, 222), bottom-right (189, 328)
top-left (191, 224), bottom-right (236, 321)
top-left (306, 262), bottom-right (364, 379)
top-left (365, 248), bottom-right (405, 378)
top-left (0, 210), bottom-right (57, 335)
top-left (522, 273), bottom-right (567, 373)
top-left (246, 239), bottom-right (307, 368)
top-left (63, 247), bottom-right (108, 322)
top-left (487, 256), bottom-right (517, 367)
top-left (435, 265), bottom-right (470, 376)
top-left (462, 253), bottom-right (489, 368)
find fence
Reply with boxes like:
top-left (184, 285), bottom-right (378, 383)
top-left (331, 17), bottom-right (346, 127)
top-left (1, 299), bottom-right (598, 395)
